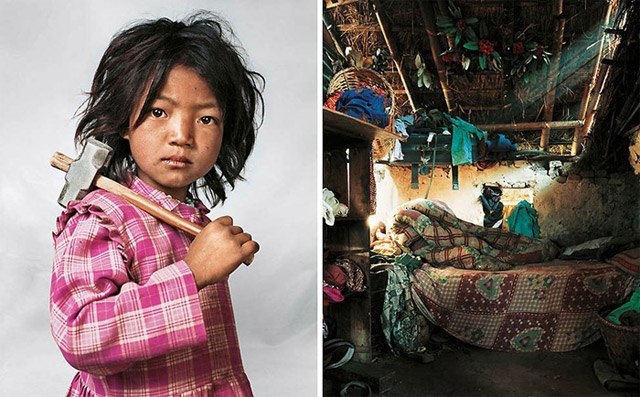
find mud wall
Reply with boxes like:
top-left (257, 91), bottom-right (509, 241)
top-left (373, 162), bottom-right (639, 247)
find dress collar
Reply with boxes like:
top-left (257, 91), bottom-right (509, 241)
top-left (127, 176), bottom-right (210, 216)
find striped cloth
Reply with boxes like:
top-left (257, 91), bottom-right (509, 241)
top-left (50, 177), bottom-right (252, 396)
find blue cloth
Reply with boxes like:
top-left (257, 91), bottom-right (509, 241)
top-left (506, 200), bottom-right (540, 238)
top-left (487, 134), bottom-right (518, 152)
top-left (336, 86), bottom-right (390, 127)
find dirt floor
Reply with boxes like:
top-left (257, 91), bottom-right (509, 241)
top-left (324, 337), bottom-right (639, 396)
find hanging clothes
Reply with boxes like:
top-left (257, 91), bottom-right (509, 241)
top-left (506, 200), bottom-right (540, 238)
top-left (443, 114), bottom-right (485, 166)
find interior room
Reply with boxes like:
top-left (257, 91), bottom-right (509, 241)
top-left (321, 0), bottom-right (639, 395)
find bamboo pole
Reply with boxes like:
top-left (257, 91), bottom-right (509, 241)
top-left (419, 0), bottom-right (456, 113)
top-left (371, 0), bottom-right (417, 112)
top-left (476, 120), bottom-right (584, 131)
top-left (540, 0), bottom-right (565, 151)
top-left (322, 12), bottom-right (347, 59)
top-left (571, 1), bottom-right (613, 156)
top-left (581, 63), bottom-right (610, 145)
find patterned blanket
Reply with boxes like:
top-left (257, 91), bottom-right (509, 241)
top-left (411, 260), bottom-right (634, 352)
top-left (376, 199), bottom-right (634, 352)
top-left (389, 199), bottom-right (558, 270)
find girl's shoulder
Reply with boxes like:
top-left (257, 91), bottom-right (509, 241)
top-left (53, 188), bottom-right (133, 237)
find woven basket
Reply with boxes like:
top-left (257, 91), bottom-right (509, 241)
top-left (327, 67), bottom-right (398, 160)
top-left (597, 304), bottom-right (640, 378)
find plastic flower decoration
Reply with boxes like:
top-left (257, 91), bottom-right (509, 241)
top-left (459, 19), bottom-right (502, 71)
top-left (508, 31), bottom-right (553, 84)
top-left (436, 0), bottom-right (479, 48)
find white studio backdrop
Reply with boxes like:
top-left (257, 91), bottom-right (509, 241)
top-left (0, 1), bottom-right (317, 395)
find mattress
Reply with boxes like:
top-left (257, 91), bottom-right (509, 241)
top-left (410, 259), bottom-right (634, 352)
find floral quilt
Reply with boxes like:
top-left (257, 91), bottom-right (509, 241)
top-left (411, 260), bottom-right (634, 352)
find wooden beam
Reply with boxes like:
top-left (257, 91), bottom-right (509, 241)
top-left (371, 0), bottom-right (418, 112)
top-left (476, 120), bottom-right (584, 131)
top-left (325, 0), bottom-right (361, 9)
top-left (571, 1), bottom-right (613, 156)
top-left (323, 12), bottom-right (347, 59)
top-left (540, 0), bottom-right (566, 151)
top-left (419, 0), bottom-right (456, 113)
top-left (581, 63), bottom-right (610, 147)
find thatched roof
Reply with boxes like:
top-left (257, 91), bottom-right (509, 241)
top-left (323, 0), bottom-right (639, 165)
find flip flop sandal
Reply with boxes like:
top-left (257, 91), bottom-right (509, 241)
top-left (324, 339), bottom-right (355, 370)
top-left (593, 359), bottom-right (640, 392)
top-left (340, 381), bottom-right (372, 396)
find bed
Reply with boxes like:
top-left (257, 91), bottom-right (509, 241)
top-left (376, 199), bottom-right (635, 353)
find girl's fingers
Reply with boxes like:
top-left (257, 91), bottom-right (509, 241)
top-left (241, 240), bottom-right (260, 256)
top-left (243, 254), bottom-right (255, 266)
top-left (214, 216), bottom-right (234, 226)
top-left (235, 232), bottom-right (253, 245)
top-left (229, 225), bottom-right (244, 235)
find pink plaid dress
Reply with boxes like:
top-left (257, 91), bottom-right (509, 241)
top-left (50, 177), bottom-right (253, 396)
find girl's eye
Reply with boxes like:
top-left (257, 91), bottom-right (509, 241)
top-left (150, 108), bottom-right (165, 118)
top-left (200, 116), bottom-right (217, 125)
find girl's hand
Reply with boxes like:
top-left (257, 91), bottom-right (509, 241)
top-left (184, 216), bottom-right (259, 289)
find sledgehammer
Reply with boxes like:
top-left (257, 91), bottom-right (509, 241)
top-left (50, 138), bottom-right (203, 236)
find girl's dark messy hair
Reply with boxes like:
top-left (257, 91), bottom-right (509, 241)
top-left (75, 12), bottom-right (264, 206)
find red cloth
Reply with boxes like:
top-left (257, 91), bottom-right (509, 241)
top-left (324, 264), bottom-right (347, 290)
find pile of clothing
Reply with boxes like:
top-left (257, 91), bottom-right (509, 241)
top-left (325, 83), bottom-right (391, 128)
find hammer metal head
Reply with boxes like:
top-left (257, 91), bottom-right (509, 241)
top-left (58, 137), bottom-right (114, 207)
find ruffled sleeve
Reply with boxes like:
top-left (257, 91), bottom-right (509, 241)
top-left (50, 198), bottom-right (208, 376)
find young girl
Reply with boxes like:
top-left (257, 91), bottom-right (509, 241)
top-left (50, 13), bottom-right (263, 396)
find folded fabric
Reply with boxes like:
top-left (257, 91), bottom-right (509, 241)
top-left (323, 284), bottom-right (344, 305)
top-left (605, 285), bottom-right (640, 326)
top-left (336, 86), bottom-right (390, 127)
top-left (487, 134), bottom-right (518, 152)
top-left (324, 264), bottom-right (347, 290)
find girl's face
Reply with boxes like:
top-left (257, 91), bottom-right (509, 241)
top-left (124, 65), bottom-right (223, 201)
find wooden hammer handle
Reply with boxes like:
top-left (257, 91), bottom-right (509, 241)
top-left (50, 152), bottom-right (203, 237)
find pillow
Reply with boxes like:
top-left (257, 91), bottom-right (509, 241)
top-left (607, 247), bottom-right (640, 276)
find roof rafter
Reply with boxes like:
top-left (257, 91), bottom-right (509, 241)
top-left (539, 0), bottom-right (566, 151)
top-left (371, 0), bottom-right (418, 112)
top-left (419, 0), bottom-right (456, 113)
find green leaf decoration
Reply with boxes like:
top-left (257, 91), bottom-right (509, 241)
top-left (445, 27), bottom-right (458, 34)
top-left (479, 20), bottom-right (488, 38)
top-left (437, 16), bottom-right (454, 28)
top-left (479, 54), bottom-right (487, 70)
top-left (463, 41), bottom-right (479, 51)
top-left (543, 56), bottom-right (550, 64)
top-left (465, 17), bottom-right (479, 24)
top-left (465, 27), bottom-right (478, 41)
top-left (525, 54), bottom-right (533, 64)
top-left (448, 2), bottom-right (462, 19)
top-left (526, 42), bottom-right (538, 50)
top-left (417, 67), bottom-right (424, 76)
top-left (455, 30), bottom-right (462, 46)
top-left (415, 53), bottom-right (423, 68)
top-left (492, 51), bottom-right (502, 62)
top-left (418, 76), bottom-right (424, 88)
top-left (423, 74), bottom-right (432, 89)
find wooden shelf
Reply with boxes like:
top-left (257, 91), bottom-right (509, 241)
top-left (323, 108), bottom-right (406, 142)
